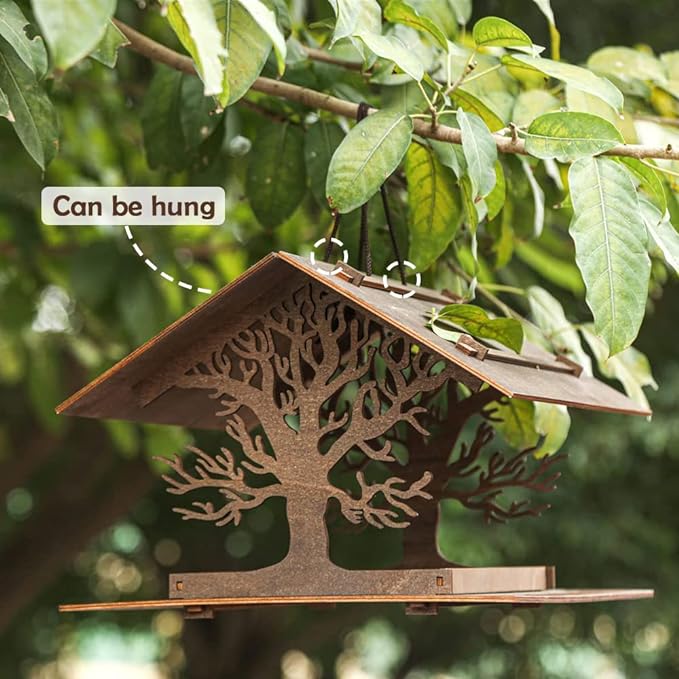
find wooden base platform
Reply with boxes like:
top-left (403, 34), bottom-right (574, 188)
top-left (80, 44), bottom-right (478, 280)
top-left (60, 588), bottom-right (654, 617)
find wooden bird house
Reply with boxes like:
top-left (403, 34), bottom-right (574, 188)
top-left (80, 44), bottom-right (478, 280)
top-left (58, 252), bottom-right (653, 616)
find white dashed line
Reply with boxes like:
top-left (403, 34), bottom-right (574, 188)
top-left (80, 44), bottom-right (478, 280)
top-left (124, 226), bottom-right (212, 295)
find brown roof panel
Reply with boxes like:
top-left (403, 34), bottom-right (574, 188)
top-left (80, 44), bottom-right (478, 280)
top-left (57, 251), bottom-right (650, 428)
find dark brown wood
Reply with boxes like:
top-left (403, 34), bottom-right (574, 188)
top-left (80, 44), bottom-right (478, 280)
top-left (56, 251), bottom-right (651, 430)
top-left (54, 251), bottom-right (654, 612)
top-left (59, 588), bottom-right (655, 614)
top-left (154, 281), bottom-right (501, 597)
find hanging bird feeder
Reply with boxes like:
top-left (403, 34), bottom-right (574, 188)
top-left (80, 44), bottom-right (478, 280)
top-left (57, 252), bottom-right (653, 617)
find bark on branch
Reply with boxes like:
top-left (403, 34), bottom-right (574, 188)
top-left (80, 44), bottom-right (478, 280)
top-left (113, 19), bottom-right (679, 162)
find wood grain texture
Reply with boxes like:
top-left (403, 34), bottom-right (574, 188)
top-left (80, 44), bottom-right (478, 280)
top-left (59, 588), bottom-right (654, 613)
top-left (56, 252), bottom-right (649, 430)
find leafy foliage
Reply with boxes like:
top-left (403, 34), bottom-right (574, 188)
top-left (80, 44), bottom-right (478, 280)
top-left (1, 1), bottom-right (679, 676)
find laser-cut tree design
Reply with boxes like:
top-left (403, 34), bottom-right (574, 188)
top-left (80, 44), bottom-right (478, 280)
top-left (396, 381), bottom-right (565, 567)
top-left (160, 283), bottom-right (463, 573)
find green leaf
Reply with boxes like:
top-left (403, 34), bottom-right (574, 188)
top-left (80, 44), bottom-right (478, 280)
top-left (166, 0), bottom-right (226, 98)
top-left (246, 122), bottom-right (306, 228)
top-left (0, 86), bottom-right (10, 119)
top-left (430, 137), bottom-right (466, 178)
top-left (457, 108), bottom-right (497, 199)
top-left (524, 111), bottom-right (623, 162)
top-left (640, 198), bottom-right (679, 274)
top-left (486, 161), bottom-right (506, 221)
top-left (238, 0), bottom-right (286, 75)
top-left (512, 89), bottom-right (559, 127)
top-left (141, 65), bottom-right (185, 171)
top-left (357, 31), bottom-right (424, 81)
top-left (472, 16), bottom-right (532, 50)
top-left (568, 157), bottom-right (650, 356)
top-left (530, 0), bottom-right (560, 60)
top-left (179, 74), bottom-right (222, 150)
top-left (327, 0), bottom-right (381, 46)
top-left (527, 285), bottom-right (592, 375)
top-left (588, 46), bottom-right (666, 96)
top-left (218, 1), bottom-right (271, 105)
top-left (617, 157), bottom-right (667, 214)
top-left (170, 1), bottom-right (271, 106)
top-left (515, 241), bottom-right (584, 295)
top-left (433, 304), bottom-right (524, 352)
top-left (448, 0), bottom-right (472, 25)
top-left (491, 398), bottom-right (539, 450)
top-left (33, 0), bottom-right (115, 70)
top-left (304, 121), bottom-right (344, 206)
top-left (519, 157), bottom-right (545, 237)
top-left (326, 110), bottom-right (412, 214)
top-left (503, 54), bottom-right (623, 112)
top-left (453, 87), bottom-right (505, 131)
top-left (533, 402), bottom-right (570, 457)
top-left (0, 0), bottom-right (47, 76)
top-left (581, 324), bottom-right (657, 412)
top-left (90, 21), bottom-right (129, 68)
top-left (405, 143), bottom-right (460, 272)
top-left (0, 37), bottom-right (58, 168)
top-left (383, 0), bottom-right (448, 51)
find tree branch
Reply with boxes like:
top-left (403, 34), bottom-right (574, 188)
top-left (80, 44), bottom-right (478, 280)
top-left (113, 19), bottom-right (679, 162)
top-left (334, 471), bottom-right (432, 528)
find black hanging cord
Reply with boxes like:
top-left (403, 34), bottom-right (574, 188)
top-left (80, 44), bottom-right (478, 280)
top-left (323, 210), bottom-right (341, 262)
top-left (381, 184), bottom-right (407, 285)
top-left (324, 100), bottom-right (406, 286)
top-left (359, 202), bottom-right (372, 276)
top-left (355, 102), bottom-right (373, 276)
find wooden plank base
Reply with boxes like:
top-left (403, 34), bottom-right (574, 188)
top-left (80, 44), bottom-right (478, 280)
top-left (59, 588), bottom-right (654, 615)
top-left (168, 566), bottom-right (554, 599)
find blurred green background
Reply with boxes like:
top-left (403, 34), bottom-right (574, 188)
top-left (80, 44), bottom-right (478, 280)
top-left (1, 0), bottom-right (678, 677)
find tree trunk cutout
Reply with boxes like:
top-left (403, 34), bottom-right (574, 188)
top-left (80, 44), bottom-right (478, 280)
top-left (158, 282), bottom-right (563, 597)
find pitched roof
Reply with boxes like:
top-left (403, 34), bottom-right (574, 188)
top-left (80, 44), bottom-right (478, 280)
top-left (57, 251), bottom-right (650, 429)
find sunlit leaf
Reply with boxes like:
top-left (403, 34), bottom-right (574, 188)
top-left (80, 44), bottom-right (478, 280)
top-left (588, 46), bottom-right (666, 96)
top-left (492, 398), bottom-right (539, 450)
top-left (486, 161), bottom-right (506, 221)
top-left (384, 0), bottom-right (448, 51)
top-left (457, 108), bottom-right (497, 198)
top-left (406, 143), bottom-right (460, 271)
top-left (568, 157), bottom-right (650, 355)
top-left (432, 303), bottom-right (524, 352)
top-left (239, 0), bottom-right (286, 75)
top-left (512, 89), bottom-right (559, 127)
top-left (326, 109), bottom-right (412, 213)
top-left (357, 31), bottom-right (424, 81)
top-left (503, 53), bottom-right (623, 112)
top-left (527, 285), bottom-right (593, 375)
top-left (533, 402), bottom-right (570, 457)
top-left (581, 324), bottom-right (657, 412)
top-left (448, 0), bottom-right (472, 25)
top-left (453, 87), bottom-right (506, 131)
top-left (617, 157), bottom-right (667, 213)
top-left (327, 0), bottom-right (381, 45)
top-left (519, 157), bottom-right (545, 237)
top-left (524, 111), bottom-right (623, 162)
top-left (641, 197), bottom-right (679, 274)
top-left (166, 0), bottom-right (227, 98)
top-left (472, 16), bottom-right (532, 50)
